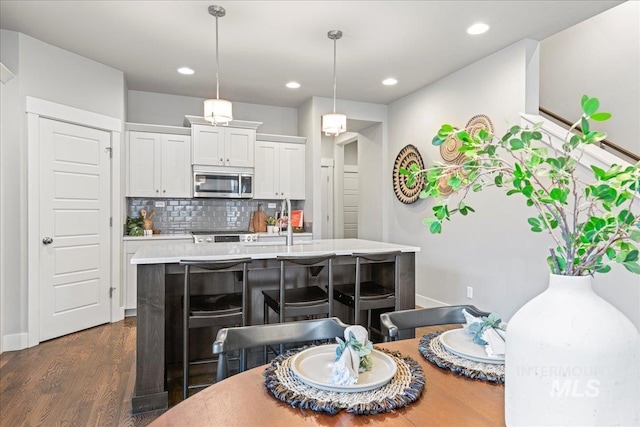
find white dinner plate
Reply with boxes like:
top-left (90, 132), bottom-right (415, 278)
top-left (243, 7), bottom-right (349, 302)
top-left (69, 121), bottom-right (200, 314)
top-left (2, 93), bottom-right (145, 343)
top-left (439, 328), bottom-right (505, 365)
top-left (290, 344), bottom-right (397, 392)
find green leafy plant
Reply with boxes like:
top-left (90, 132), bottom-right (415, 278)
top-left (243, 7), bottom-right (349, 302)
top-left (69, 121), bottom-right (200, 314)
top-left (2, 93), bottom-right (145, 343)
top-left (127, 216), bottom-right (144, 236)
top-left (401, 95), bottom-right (640, 276)
top-left (266, 216), bottom-right (276, 226)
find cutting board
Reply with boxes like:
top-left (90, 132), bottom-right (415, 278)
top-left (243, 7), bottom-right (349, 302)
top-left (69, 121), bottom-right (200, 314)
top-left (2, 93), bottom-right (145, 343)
top-left (252, 204), bottom-right (267, 232)
top-left (248, 212), bottom-right (255, 232)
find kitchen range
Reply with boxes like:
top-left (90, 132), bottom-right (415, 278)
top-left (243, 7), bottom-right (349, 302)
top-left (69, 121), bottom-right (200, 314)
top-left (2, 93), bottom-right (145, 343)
top-left (191, 230), bottom-right (259, 243)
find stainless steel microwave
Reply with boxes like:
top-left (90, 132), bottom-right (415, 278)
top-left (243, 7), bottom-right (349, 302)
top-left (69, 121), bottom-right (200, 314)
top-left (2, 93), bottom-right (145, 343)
top-left (193, 167), bottom-right (254, 198)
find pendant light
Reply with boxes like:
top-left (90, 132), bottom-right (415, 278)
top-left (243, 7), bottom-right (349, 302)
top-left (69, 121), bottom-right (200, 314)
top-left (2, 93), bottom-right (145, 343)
top-left (322, 30), bottom-right (347, 136)
top-left (204, 5), bottom-right (232, 125)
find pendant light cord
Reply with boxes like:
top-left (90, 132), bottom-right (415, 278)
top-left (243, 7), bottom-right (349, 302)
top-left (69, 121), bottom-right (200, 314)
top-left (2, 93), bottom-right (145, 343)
top-left (215, 14), bottom-right (220, 101)
top-left (332, 36), bottom-right (337, 114)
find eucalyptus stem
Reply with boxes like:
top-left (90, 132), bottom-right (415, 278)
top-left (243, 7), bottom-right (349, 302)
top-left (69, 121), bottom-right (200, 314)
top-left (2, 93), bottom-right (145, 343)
top-left (418, 95), bottom-right (640, 277)
top-left (549, 248), bottom-right (561, 274)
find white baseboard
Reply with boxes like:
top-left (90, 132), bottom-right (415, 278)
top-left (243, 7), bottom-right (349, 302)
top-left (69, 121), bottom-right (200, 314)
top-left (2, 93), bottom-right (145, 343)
top-left (415, 294), bottom-right (448, 309)
top-left (124, 308), bottom-right (137, 317)
top-left (3, 332), bottom-right (28, 352)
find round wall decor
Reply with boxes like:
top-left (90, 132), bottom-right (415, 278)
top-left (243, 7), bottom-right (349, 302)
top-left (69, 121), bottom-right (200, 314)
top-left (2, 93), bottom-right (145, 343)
top-left (439, 130), bottom-right (465, 165)
top-left (392, 144), bottom-right (425, 204)
top-left (465, 114), bottom-right (494, 140)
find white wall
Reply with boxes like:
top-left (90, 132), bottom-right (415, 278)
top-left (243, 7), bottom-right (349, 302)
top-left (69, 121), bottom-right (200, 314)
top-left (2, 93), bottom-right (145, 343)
top-left (540, 2), bottom-right (640, 326)
top-left (299, 97), bottom-right (387, 238)
top-left (0, 30), bottom-right (21, 354)
top-left (540, 1), bottom-right (639, 157)
top-left (128, 90), bottom-right (298, 135)
top-left (344, 141), bottom-right (358, 166)
top-left (387, 38), bottom-right (639, 328)
top-left (387, 39), bottom-right (549, 316)
top-left (298, 97), bottom-right (315, 231)
top-left (357, 124), bottom-right (383, 241)
top-left (0, 31), bottom-right (125, 350)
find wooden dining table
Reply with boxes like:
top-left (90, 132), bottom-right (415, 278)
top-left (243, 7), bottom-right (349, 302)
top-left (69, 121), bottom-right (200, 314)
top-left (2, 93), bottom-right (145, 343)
top-left (149, 333), bottom-right (506, 426)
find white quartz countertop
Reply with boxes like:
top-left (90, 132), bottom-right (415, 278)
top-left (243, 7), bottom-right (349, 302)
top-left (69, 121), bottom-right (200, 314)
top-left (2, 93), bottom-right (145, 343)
top-left (123, 234), bottom-right (192, 241)
top-left (130, 238), bottom-right (420, 264)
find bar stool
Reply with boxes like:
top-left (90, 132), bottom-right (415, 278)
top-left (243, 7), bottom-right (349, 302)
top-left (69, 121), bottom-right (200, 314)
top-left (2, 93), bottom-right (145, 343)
top-left (262, 253), bottom-right (335, 356)
top-left (181, 258), bottom-right (251, 400)
top-left (332, 251), bottom-right (401, 338)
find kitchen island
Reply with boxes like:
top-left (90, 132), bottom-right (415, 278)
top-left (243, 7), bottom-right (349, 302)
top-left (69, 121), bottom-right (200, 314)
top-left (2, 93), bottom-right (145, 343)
top-left (130, 238), bottom-right (419, 413)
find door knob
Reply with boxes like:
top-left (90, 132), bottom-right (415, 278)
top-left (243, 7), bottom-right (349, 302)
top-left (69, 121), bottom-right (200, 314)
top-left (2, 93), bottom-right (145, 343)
top-left (42, 237), bottom-right (53, 245)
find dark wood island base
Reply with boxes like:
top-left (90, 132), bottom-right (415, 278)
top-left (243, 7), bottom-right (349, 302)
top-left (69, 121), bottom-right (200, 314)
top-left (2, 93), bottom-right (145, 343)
top-left (131, 240), bottom-right (418, 413)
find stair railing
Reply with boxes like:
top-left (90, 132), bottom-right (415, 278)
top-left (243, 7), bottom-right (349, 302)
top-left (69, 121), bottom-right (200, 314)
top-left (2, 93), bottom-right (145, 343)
top-left (539, 106), bottom-right (639, 162)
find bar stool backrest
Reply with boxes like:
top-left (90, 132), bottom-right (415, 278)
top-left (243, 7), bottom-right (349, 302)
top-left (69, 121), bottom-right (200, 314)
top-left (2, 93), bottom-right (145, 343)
top-left (213, 317), bottom-right (349, 381)
top-left (351, 251), bottom-right (401, 329)
top-left (276, 253), bottom-right (336, 321)
top-left (180, 257), bottom-right (252, 399)
top-left (380, 305), bottom-right (491, 341)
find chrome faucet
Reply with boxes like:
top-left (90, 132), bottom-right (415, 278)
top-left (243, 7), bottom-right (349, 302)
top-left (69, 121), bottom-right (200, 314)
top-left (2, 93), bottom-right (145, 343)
top-left (281, 197), bottom-right (293, 246)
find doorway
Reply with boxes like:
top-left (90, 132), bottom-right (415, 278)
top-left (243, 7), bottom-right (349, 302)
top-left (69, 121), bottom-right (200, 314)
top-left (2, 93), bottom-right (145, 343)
top-left (343, 141), bottom-right (359, 238)
top-left (37, 118), bottom-right (112, 341)
top-left (27, 97), bottom-right (122, 346)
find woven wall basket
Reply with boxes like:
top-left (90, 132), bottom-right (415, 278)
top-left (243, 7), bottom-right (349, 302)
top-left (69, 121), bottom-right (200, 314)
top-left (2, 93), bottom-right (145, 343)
top-left (392, 144), bottom-right (425, 204)
top-left (465, 114), bottom-right (494, 140)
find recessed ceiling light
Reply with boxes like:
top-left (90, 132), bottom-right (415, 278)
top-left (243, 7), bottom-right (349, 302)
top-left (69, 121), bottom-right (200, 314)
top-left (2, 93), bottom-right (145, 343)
top-left (286, 81), bottom-right (301, 89)
top-left (177, 67), bottom-right (194, 75)
top-left (382, 78), bottom-right (398, 86)
top-left (467, 23), bottom-right (490, 35)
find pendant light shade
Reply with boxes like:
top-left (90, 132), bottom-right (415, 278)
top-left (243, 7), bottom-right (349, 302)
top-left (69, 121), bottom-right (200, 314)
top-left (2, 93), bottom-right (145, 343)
top-left (322, 30), bottom-right (347, 137)
top-left (204, 99), bottom-right (232, 125)
top-left (204, 5), bottom-right (232, 125)
top-left (322, 113), bottom-right (346, 136)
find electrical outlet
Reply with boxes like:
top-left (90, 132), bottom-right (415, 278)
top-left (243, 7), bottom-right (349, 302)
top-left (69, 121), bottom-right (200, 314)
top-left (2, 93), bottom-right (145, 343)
top-left (155, 201), bottom-right (166, 208)
top-left (267, 203), bottom-right (276, 209)
top-left (466, 286), bottom-right (473, 299)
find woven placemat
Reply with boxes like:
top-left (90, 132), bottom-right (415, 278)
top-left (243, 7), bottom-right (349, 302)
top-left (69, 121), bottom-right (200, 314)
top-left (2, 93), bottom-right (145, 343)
top-left (418, 332), bottom-right (505, 384)
top-left (263, 346), bottom-right (425, 415)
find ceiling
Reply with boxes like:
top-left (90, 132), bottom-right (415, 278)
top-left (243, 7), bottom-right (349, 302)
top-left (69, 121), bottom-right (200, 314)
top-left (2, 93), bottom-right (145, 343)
top-left (0, 1), bottom-right (623, 108)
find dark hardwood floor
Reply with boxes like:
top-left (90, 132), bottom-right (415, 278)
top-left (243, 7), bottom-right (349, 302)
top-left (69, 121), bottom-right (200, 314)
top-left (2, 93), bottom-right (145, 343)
top-left (0, 314), bottom-right (434, 426)
top-left (0, 317), bottom-right (163, 427)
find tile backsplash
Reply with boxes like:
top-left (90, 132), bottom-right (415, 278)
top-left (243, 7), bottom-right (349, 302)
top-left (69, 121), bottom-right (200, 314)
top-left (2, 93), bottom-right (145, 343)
top-left (126, 198), bottom-right (304, 233)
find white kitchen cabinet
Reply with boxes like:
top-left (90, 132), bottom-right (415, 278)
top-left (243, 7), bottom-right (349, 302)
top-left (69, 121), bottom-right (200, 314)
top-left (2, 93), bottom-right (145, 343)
top-left (254, 134), bottom-right (306, 200)
top-left (127, 130), bottom-right (191, 198)
top-left (123, 236), bottom-right (192, 314)
top-left (192, 124), bottom-right (255, 167)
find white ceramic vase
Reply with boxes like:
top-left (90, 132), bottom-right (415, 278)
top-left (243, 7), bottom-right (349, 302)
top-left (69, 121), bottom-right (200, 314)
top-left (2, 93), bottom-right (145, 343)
top-left (505, 274), bottom-right (639, 426)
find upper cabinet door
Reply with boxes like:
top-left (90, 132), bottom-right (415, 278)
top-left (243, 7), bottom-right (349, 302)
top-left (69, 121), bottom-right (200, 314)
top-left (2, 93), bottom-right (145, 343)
top-left (192, 125), bottom-right (255, 167)
top-left (254, 141), bottom-right (279, 199)
top-left (127, 130), bottom-right (192, 198)
top-left (160, 134), bottom-right (191, 198)
top-left (279, 143), bottom-right (305, 200)
top-left (127, 131), bottom-right (160, 197)
top-left (255, 140), bottom-right (305, 200)
top-left (225, 128), bottom-right (255, 167)
top-left (192, 125), bottom-right (224, 166)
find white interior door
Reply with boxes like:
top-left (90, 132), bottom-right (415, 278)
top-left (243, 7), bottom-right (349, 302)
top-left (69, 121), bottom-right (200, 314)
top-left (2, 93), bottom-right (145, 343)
top-left (343, 166), bottom-right (359, 238)
top-left (39, 118), bottom-right (111, 341)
